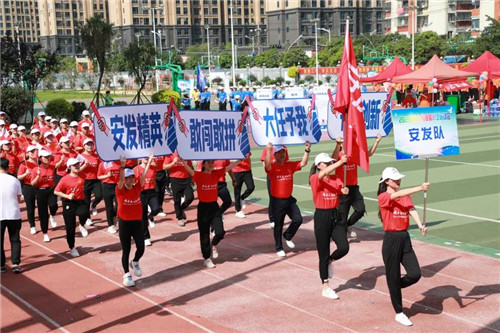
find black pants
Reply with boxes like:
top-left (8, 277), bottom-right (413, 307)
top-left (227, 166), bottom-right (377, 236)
top-left (1, 219), bottom-right (21, 267)
top-left (22, 184), bottom-right (37, 227)
top-left (102, 183), bottom-right (117, 227)
top-left (339, 185), bottom-right (366, 227)
top-left (197, 202), bottom-right (225, 259)
top-left (219, 102), bottom-right (227, 111)
top-left (84, 179), bottom-right (103, 212)
top-left (382, 231), bottom-right (422, 313)
top-left (233, 171), bottom-right (255, 212)
top-left (270, 196), bottom-right (303, 251)
top-left (36, 187), bottom-right (58, 233)
top-left (141, 189), bottom-right (160, 240)
top-left (218, 182), bottom-right (232, 215)
top-left (314, 208), bottom-right (349, 282)
top-left (118, 218), bottom-right (145, 274)
top-left (155, 170), bottom-right (167, 212)
top-left (171, 177), bottom-right (194, 220)
top-left (195, 101), bottom-right (200, 110)
top-left (266, 176), bottom-right (275, 222)
top-left (62, 200), bottom-right (89, 249)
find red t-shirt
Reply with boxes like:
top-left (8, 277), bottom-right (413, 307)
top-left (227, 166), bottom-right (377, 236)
top-left (196, 160), bottom-right (229, 182)
top-left (125, 159), bottom-right (137, 168)
top-left (116, 184), bottom-right (143, 221)
top-left (80, 153), bottom-right (101, 180)
top-left (15, 136), bottom-right (29, 152)
top-left (0, 151), bottom-right (20, 174)
top-left (97, 161), bottom-right (121, 184)
top-left (17, 160), bottom-right (38, 184)
top-left (73, 133), bottom-right (95, 150)
top-left (133, 165), bottom-right (157, 190)
top-left (32, 165), bottom-right (56, 188)
top-left (309, 173), bottom-right (343, 209)
top-left (78, 119), bottom-right (94, 133)
top-left (42, 142), bottom-right (60, 155)
top-left (378, 192), bottom-right (414, 231)
top-left (193, 169), bottom-right (225, 203)
top-left (54, 150), bottom-right (78, 176)
top-left (266, 161), bottom-right (301, 199)
top-left (232, 153), bottom-right (252, 173)
top-left (54, 174), bottom-right (86, 200)
top-left (152, 156), bottom-right (165, 172)
top-left (163, 153), bottom-right (192, 179)
top-left (334, 152), bottom-right (358, 186)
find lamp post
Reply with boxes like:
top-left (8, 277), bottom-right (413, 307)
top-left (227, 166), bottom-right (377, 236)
top-left (134, 32), bottom-right (141, 43)
top-left (318, 27), bottom-right (331, 42)
top-left (245, 35), bottom-right (255, 54)
top-left (229, 0), bottom-right (236, 85)
top-left (311, 18), bottom-right (320, 85)
top-left (205, 24), bottom-right (211, 84)
top-left (287, 34), bottom-right (303, 51)
top-left (144, 6), bottom-right (163, 66)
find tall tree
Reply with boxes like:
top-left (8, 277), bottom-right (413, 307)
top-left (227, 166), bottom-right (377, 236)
top-left (472, 16), bottom-right (500, 57)
top-left (281, 48), bottom-right (308, 67)
top-left (79, 15), bottom-right (113, 106)
top-left (123, 42), bottom-right (157, 104)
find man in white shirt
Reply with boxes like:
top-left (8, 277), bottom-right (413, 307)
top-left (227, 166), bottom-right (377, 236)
top-left (0, 157), bottom-right (23, 273)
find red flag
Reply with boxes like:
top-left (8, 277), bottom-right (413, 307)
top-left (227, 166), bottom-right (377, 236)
top-left (334, 19), bottom-right (369, 173)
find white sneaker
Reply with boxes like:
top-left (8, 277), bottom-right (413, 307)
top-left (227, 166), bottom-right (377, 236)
top-left (148, 217), bottom-right (155, 229)
top-left (276, 250), bottom-right (286, 257)
top-left (79, 225), bottom-right (88, 237)
top-left (43, 234), bottom-right (50, 242)
top-left (157, 212), bottom-right (167, 217)
top-left (69, 248), bottom-right (80, 257)
top-left (395, 313), bottom-right (413, 326)
top-left (92, 208), bottom-right (98, 216)
top-left (241, 199), bottom-right (246, 210)
top-left (123, 273), bottom-right (135, 287)
top-left (144, 239), bottom-right (152, 246)
top-left (235, 211), bottom-right (246, 218)
top-left (211, 230), bottom-right (215, 237)
top-left (181, 196), bottom-right (185, 205)
top-left (85, 218), bottom-right (93, 226)
top-left (50, 216), bottom-right (57, 228)
top-left (204, 258), bottom-right (216, 268)
top-left (322, 287), bottom-right (339, 300)
top-left (130, 260), bottom-right (142, 277)
top-left (148, 206), bottom-right (151, 213)
top-left (107, 226), bottom-right (117, 234)
top-left (178, 220), bottom-right (185, 227)
top-left (285, 239), bottom-right (295, 249)
top-left (347, 226), bottom-right (357, 238)
top-left (30, 227), bottom-right (36, 235)
top-left (328, 262), bottom-right (334, 279)
top-left (212, 246), bottom-right (219, 259)
top-left (269, 222), bottom-right (275, 229)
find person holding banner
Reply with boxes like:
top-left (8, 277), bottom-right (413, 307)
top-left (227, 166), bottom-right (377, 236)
top-left (180, 157), bottom-right (243, 268)
top-left (264, 141), bottom-right (311, 257)
top-left (98, 160), bottom-right (121, 234)
top-left (54, 158), bottom-right (90, 257)
top-left (233, 153), bottom-right (255, 218)
top-left (309, 153), bottom-right (349, 299)
top-left (116, 155), bottom-right (153, 287)
top-left (134, 156), bottom-right (159, 246)
top-left (377, 167), bottom-right (429, 327)
top-left (195, 160), bottom-right (234, 217)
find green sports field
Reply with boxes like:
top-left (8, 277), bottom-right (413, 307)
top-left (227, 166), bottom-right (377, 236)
top-left (243, 114), bottom-right (500, 259)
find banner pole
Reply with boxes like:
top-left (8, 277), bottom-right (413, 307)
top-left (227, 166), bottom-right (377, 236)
top-left (343, 107), bottom-right (348, 185)
top-left (423, 157), bottom-right (429, 226)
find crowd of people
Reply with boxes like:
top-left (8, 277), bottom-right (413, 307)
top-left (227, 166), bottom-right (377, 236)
top-left (0, 106), bottom-right (430, 326)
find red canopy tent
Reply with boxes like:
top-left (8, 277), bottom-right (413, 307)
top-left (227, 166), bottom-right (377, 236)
top-left (463, 51), bottom-right (500, 77)
top-left (360, 57), bottom-right (413, 83)
top-left (393, 55), bottom-right (478, 83)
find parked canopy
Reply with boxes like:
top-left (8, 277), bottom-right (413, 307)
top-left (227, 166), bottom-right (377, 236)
top-left (463, 51), bottom-right (500, 78)
top-left (360, 57), bottom-right (413, 83)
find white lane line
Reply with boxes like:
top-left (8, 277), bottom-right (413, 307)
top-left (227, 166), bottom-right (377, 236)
top-left (1, 284), bottom-right (70, 333)
top-left (19, 236), bottom-right (215, 333)
top-left (374, 152), bottom-right (500, 168)
top-left (253, 177), bottom-right (500, 224)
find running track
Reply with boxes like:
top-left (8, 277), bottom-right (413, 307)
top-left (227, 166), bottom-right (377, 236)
top-left (1, 197), bottom-right (500, 332)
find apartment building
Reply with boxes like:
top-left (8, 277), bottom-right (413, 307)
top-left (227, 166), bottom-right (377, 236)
top-left (0, 0), bottom-right (39, 44)
top-left (265, 0), bottom-right (385, 47)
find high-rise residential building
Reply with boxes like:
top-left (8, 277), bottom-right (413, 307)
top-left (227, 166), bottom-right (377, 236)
top-left (265, 0), bottom-right (385, 47)
top-left (479, 0), bottom-right (500, 31)
top-left (0, 0), bottom-right (40, 44)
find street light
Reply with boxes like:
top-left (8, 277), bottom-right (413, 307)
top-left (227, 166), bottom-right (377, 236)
top-left (229, 0), bottom-right (236, 85)
top-left (134, 32), bottom-right (141, 43)
top-left (205, 25), bottom-right (211, 83)
top-left (318, 28), bottom-right (331, 42)
top-left (245, 35), bottom-right (255, 54)
top-left (151, 30), bottom-right (163, 61)
top-left (144, 6), bottom-right (163, 66)
top-left (311, 18), bottom-right (320, 85)
top-left (287, 34), bottom-right (303, 51)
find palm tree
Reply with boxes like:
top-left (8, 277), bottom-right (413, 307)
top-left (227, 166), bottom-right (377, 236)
top-left (79, 15), bottom-right (113, 106)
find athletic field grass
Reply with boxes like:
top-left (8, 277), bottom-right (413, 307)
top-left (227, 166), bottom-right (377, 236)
top-left (240, 114), bottom-right (500, 259)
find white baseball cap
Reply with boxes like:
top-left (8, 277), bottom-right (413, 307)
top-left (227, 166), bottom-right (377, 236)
top-left (59, 136), bottom-right (70, 143)
top-left (45, 116), bottom-right (52, 121)
top-left (379, 167), bottom-right (405, 183)
top-left (0, 139), bottom-right (11, 146)
top-left (38, 149), bottom-right (52, 157)
top-left (82, 110), bottom-right (90, 116)
top-left (38, 111), bottom-right (46, 116)
top-left (30, 128), bottom-right (40, 134)
top-left (9, 124), bottom-right (18, 129)
top-left (235, 95), bottom-right (241, 99)
top-left (26, 145), bottom-right (38, 152)
top-left (66, 158), bottom-right (80, 167)
top-left (274, 145), bottom-right (286, 154)
top-left (124, 168), bottom-right (135, 178)
top-left (81, 122), bottom-right (90, 128)
top-left (0, 111), bottom-right (5, 115)
top-left (18, 125), bottom-right (26, 131)
top-left (0, 120), bottom-right (5, 126)
top-left (314, 153), bottom-right (334, 166)
top-left (83, 138), bottom-right (94, 145)
top-left (60, 118), bottom-right (68, 123)
top-left (44, 131), bottom-right (54, 138)
top-left (70, 121), bottom-right (78, 127)
top-left (50, 118), bottom-right (58, 123)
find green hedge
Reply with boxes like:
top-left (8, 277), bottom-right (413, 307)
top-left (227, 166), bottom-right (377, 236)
top-left (151, 89), bottom-right (181, 109)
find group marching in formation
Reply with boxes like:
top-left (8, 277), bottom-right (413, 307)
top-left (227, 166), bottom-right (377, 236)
top-left (0, 107), bottom-right (430, 326)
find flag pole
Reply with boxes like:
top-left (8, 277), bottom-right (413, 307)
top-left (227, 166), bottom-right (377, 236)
top-left (423, 157), bottom-right (429, 226)
top-left (343, 106), bottom-right (348, 185)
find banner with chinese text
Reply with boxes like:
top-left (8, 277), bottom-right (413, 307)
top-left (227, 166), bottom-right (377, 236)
top-left (248, 98), bottom-right (322, 146)
top-left (255, 88), bottom-right (273, 100)
top-left (93, 103), bottom-right (177, 161)
top-left (392, 106), bottom-right (460, 159)
top-left (327, 92), bottom-right (392, 139)
top-left (174, 110), bottom-right (250, 161)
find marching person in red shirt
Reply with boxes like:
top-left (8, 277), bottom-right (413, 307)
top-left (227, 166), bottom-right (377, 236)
top-left (377, 167), bottom-right (429, 327)
top-left (97, 160), bottom-right (121, 234)
top-left (73, 123), bottom-right (94, 153)
top-left (14, 126), bottom-right (29, 153)
top-left (116, 154), bottom-right (153, 287)
top-left (31, 149), bottom-right (58, 242)
top-left (54, 136), bottom-right (77, 186)
top-left (54, 158), bottom-right (90, 257)
top-left (163, 151), bottom-right (194, 227)
top-left (78, 110), bottom-right (93, 134)
top-left (232, 153), bottom-right (255, 218)
top-left (309, 152), bottom-right (348, 300)
top-left (42, 132), bottom-right (60, 155)
top-left (134, 156), bottom-right (159, 246)
top-left (264, 142), bottom-right (311, 257)
top-left (0, 140), bottom-right (20, 175)
top-left (180, 157), bottom-right (243, 268)
top-left (17, 145), bottom-right (39, 235)
top-left (79, 138), bottom-right (102, 224)
top-left (195, 160), bottom-right (235, 217)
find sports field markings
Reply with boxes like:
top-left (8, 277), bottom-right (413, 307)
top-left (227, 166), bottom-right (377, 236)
top-left (375, 134), bottom-right (500, 152)
top-left (252, 177), bottom-right (500, 224)
top-left (374, 152), bottom-right (500, 168)
top-left (1, 284), bottom-right (70, 333)
top-left (17, 235), bottom-right (216, 333)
